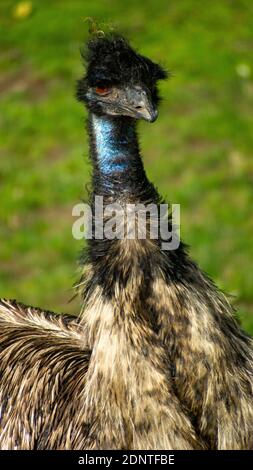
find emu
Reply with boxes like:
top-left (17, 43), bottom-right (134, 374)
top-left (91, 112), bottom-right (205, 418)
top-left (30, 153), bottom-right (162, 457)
top-left (76, 35), bottom-right (253, 450)
top-left (0, 34), bottom-right (203, 451)
top-left (0, 34), bottom-right (252, 450)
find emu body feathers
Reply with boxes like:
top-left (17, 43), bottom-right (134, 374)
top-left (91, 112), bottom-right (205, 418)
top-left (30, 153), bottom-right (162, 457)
top-left (0, 299), bottom-right (90, 449)
top-left (0, 298), bottom-right (202, 450)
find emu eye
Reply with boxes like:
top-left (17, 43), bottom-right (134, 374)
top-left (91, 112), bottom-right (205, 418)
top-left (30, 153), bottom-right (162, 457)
top-left (95, 85), bottom-right (111, 96)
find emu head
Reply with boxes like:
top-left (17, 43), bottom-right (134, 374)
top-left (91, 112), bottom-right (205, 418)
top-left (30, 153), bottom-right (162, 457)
top-left (77, 34), bottom-right (168, 122)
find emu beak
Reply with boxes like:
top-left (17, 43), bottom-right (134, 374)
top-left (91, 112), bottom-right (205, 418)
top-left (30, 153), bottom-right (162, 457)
top-left (124, 87), bottom-right (158, 122)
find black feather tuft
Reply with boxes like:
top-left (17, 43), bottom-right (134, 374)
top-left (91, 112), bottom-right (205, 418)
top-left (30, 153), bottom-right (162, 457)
top-left (76, 33), bottom-right (168, 103)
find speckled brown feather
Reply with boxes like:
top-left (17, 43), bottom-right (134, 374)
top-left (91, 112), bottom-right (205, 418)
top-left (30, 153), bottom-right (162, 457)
top-left (149, 261), bottom-right (253, 449)
top-left (0, 298), bottom-right (203, 449)
top-left (0, 300), bottom-right (90, 449)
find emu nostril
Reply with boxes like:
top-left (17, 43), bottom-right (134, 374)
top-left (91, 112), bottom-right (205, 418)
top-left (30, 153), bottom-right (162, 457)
top-left (135, 106), bottom-right (143, 110)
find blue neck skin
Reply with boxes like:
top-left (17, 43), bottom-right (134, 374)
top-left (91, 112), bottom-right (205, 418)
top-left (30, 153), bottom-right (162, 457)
top-left (91, 114), bottom-right (138, 176)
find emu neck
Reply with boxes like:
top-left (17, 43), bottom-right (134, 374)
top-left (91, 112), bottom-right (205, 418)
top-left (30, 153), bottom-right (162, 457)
top-left (82, 112), bottom-right (162, 301)
top-left (89, 113), bottom-right (154, 200)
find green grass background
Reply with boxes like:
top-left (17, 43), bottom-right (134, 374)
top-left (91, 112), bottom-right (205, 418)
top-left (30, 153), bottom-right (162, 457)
top-left (0, 0), bottom-right (252, 331)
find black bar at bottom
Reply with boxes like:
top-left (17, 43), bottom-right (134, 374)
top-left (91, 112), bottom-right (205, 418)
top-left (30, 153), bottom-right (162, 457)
top-left (0, 450), bottom-right (251, 467)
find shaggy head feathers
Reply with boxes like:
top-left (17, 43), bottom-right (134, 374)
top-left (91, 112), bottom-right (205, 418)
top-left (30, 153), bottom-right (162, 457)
top-left (77, 34), bottom-right (168, 105)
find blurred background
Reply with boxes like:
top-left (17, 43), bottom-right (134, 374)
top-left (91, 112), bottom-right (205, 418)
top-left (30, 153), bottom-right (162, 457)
top-left (0, 1), bottom-right (252, 331)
